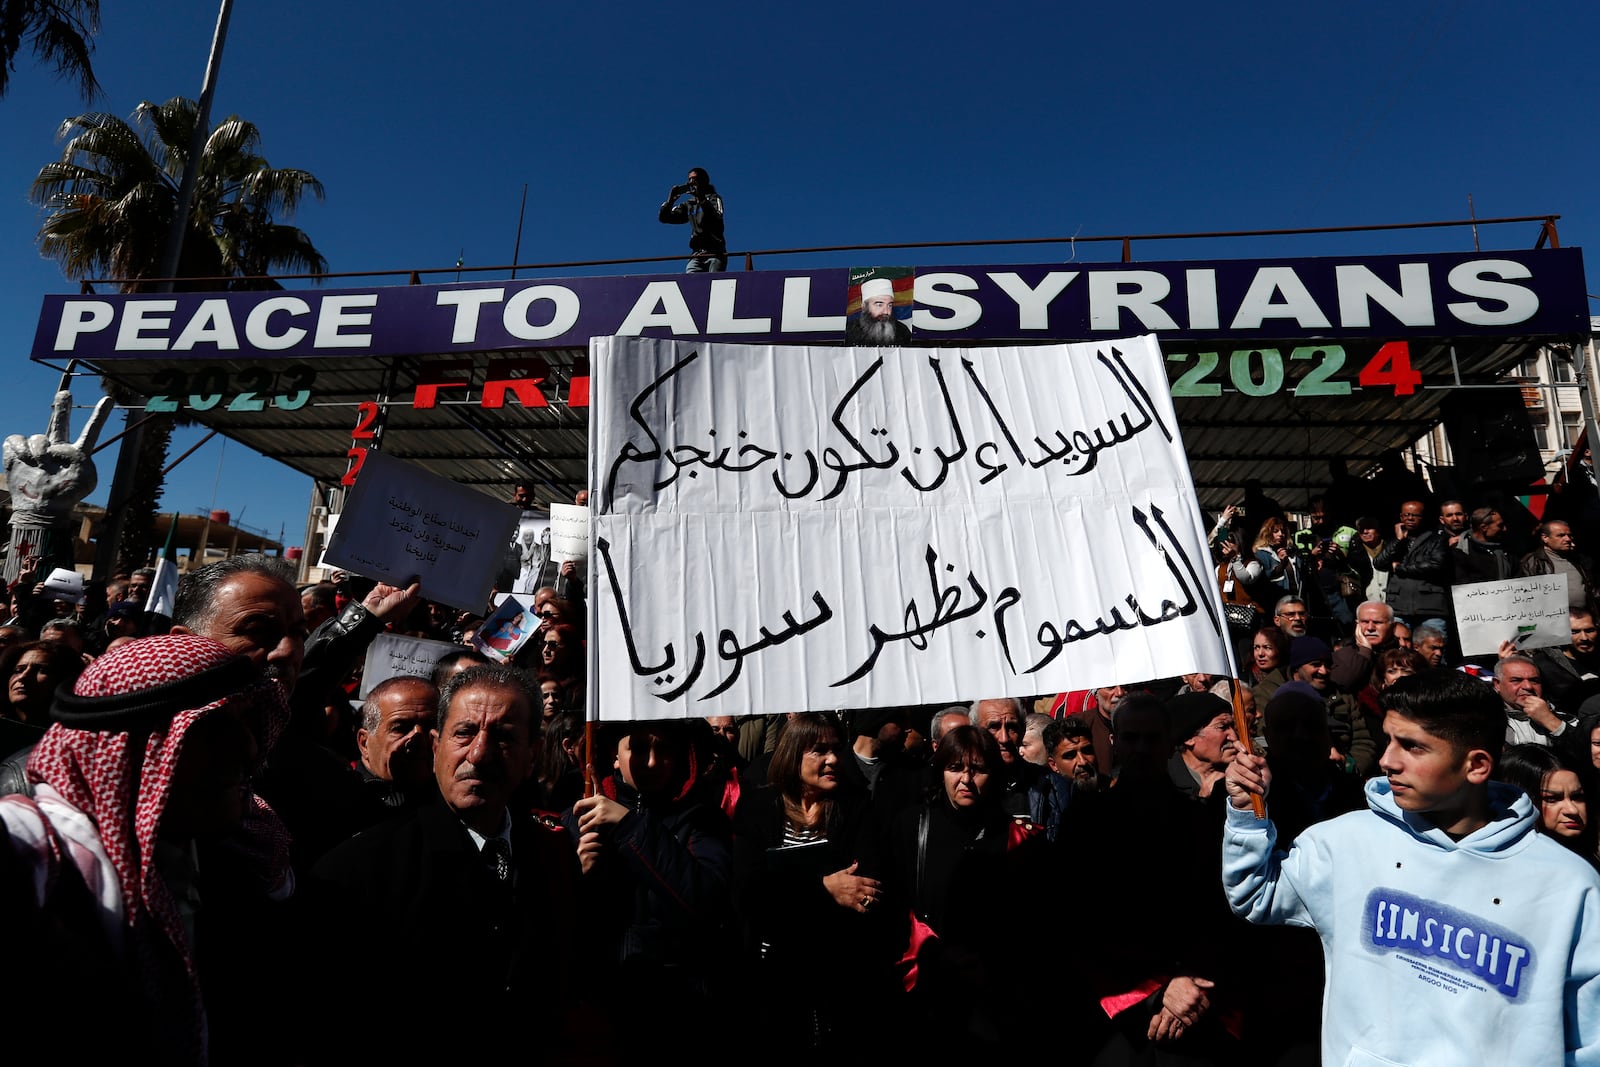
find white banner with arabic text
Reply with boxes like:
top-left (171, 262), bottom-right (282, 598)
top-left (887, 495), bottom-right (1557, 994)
top-left (589, 336), bottom-right (1229, 720)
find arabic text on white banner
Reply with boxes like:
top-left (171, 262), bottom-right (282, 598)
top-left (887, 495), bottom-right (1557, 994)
top-left (588, 336), bottom-right (1228, 720)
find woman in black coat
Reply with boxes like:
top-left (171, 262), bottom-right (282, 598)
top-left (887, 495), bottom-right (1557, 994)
top-left (731, 712), bottom-right (892, 1057)
top-left (866, 725), bottom-right (1047, 1054)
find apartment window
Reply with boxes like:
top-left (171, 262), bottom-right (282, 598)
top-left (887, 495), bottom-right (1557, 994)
top-left (1561, 412), bottom-right (1585, 448)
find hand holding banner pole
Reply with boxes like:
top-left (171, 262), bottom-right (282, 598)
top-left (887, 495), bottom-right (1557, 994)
top-left (1230, 680), bottom-right (1265, 820)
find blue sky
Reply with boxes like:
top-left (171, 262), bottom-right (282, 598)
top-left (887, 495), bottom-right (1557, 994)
top-left (1, 0), bottom-right (1598, 556)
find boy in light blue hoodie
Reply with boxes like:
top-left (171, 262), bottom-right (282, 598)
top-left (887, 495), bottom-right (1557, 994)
top-left (1223, 669), bottom-right (1600, 1066)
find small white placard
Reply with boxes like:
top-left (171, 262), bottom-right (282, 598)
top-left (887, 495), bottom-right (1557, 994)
top-left (360, 632), bottom-right (462, 698)
top-left (549, 502), bottom-right (590, 564)
top-left (1453, 574), bottom-right (1571, 657)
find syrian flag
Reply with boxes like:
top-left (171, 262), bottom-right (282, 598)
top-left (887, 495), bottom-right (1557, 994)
top-left (147, 515), bottom-right (181, 620)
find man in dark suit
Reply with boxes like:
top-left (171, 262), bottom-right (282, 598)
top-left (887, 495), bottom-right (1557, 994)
top-left (300, 664), bottom-right (582, 1062)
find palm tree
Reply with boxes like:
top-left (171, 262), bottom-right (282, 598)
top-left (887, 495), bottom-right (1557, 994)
top-left (32, 96), bottom-right (327, 287)
top-left (30, 96), bottom-right (328, 567)
top-left (0, 0), bottom-right (101, 100)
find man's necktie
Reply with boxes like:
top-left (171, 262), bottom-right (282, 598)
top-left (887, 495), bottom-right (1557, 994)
top-left (483, 837), bottom-right (512, 885)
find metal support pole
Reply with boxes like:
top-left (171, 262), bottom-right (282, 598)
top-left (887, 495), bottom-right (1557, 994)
top-left (156, 0), bottom-right (234, 285)
top-left (1570, 338), bottom-right (1600, 469)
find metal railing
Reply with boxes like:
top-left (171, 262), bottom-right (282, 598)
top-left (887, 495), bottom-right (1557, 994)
top-left (74, 213), bottom-right (1563, 293)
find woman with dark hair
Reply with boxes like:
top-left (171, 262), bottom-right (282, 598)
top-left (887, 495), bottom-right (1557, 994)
top-left (534, 710), bottom-right (585, 812)
top-left (1354, 647), bottom-right (1429, 757)
top-left (730, 712), bottom-right (887, 1053)
top-left (1497, 744), bottom-right (1598, 867)
top-left (867, 725), bottom-right (1044, 1052)
top-left (536, 596), bottom-right (585, 638)
top-left (533, 671), bottom-right (573, 724)
top-left (0, 639), bottom-right (85, 757)
top-left (1248, 626), bottom-right (1291, 708)
top-left (536, 622), bottom-right (583, 682)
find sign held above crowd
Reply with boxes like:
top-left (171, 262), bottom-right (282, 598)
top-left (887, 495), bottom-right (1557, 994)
top-left (321, 448), bottom-right (518, 612)
top-left (588, 335), bottom-right (1232, 720)
top-left (360, 632), bottom-right (461, 698)
top-left (1453, 574), bottom-right (1571, 657)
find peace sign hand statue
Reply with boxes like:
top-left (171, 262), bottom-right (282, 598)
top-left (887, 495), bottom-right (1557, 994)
top-left (4, 390), bottom-right (114, 524)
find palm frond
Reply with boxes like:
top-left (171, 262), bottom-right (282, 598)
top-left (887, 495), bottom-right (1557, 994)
top-left (0, 0), bottom-right (101, 101)
top-left (33, 92), bottom-right (327, 286)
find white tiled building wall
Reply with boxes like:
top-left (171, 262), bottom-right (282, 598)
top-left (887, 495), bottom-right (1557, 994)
top-left (1410, 317), bottom-right (1600, 485)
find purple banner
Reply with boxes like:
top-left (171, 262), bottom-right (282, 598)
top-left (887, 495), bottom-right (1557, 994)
top-left (33, 248), bottom-right (1589, 362)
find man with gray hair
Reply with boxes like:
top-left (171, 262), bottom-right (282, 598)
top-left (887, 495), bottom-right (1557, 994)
top-left (125, 566), bottom-right (156, 606)
top-left (304, 664), bottom-right (579, 1060)
top-left (1411, 624), bottom-right (1447, 668)
top-left (1020, 712), bottom-right (1052, 766)
top-left (356, 675), bottom-right (439, 815)
top-left (1494, 653), bottom-right (1585, 763)
top-left (928, 705), bottom-right (972, 750)
top-left (1273, 595), bottom-right (1310, 638)
top-left (971, 696), bottom-right (1038, 814)
top-left (1331, 600), bottom-right (1396, 693)
top-left (38, 616), bottom-right (85, 656)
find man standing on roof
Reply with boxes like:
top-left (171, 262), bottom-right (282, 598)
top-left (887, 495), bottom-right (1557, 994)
top-left (659, 167), bottom-right (726, 272)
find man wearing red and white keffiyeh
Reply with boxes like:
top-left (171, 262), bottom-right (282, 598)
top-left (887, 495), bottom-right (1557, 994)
top-left (0, 633), bottom-right (290, 1065)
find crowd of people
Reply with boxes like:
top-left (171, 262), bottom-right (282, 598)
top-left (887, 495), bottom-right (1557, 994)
top-left (3, 468), bottom-right (1600, 1063)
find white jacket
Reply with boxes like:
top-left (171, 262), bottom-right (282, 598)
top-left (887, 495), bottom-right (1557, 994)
top-left (1224, 779), bottom-right (1600, 1066)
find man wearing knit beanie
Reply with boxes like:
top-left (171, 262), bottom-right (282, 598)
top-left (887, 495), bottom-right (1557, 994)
top-left (1288, 636), bottom-right (1333, 684)
top-left (1288, 636), bottom-right (1376, 777)
top-left (1167, 691), bottom-right (1238, 800)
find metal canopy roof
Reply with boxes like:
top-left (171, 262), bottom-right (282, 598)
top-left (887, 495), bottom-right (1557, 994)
top-left (66, 332), bottom-right (1549, 515)
top-left (73, 347), bottom-right (591, 508)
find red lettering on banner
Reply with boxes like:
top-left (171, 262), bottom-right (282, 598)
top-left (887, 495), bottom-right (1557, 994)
top-left (413, 360), bottom-right (474, 408)
top-left (404, 358), bottom-right (588, 409)
top-left (341, 447), bottom-right (368, 486)
top-left (568, 357), bottom-right (590, 408)
top-left (351, 400), bottom-right (381, 439)
top-left (1358, 341), bottom-right (1423, 397)
top-left (481, 357), bottom-right (550, 409)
